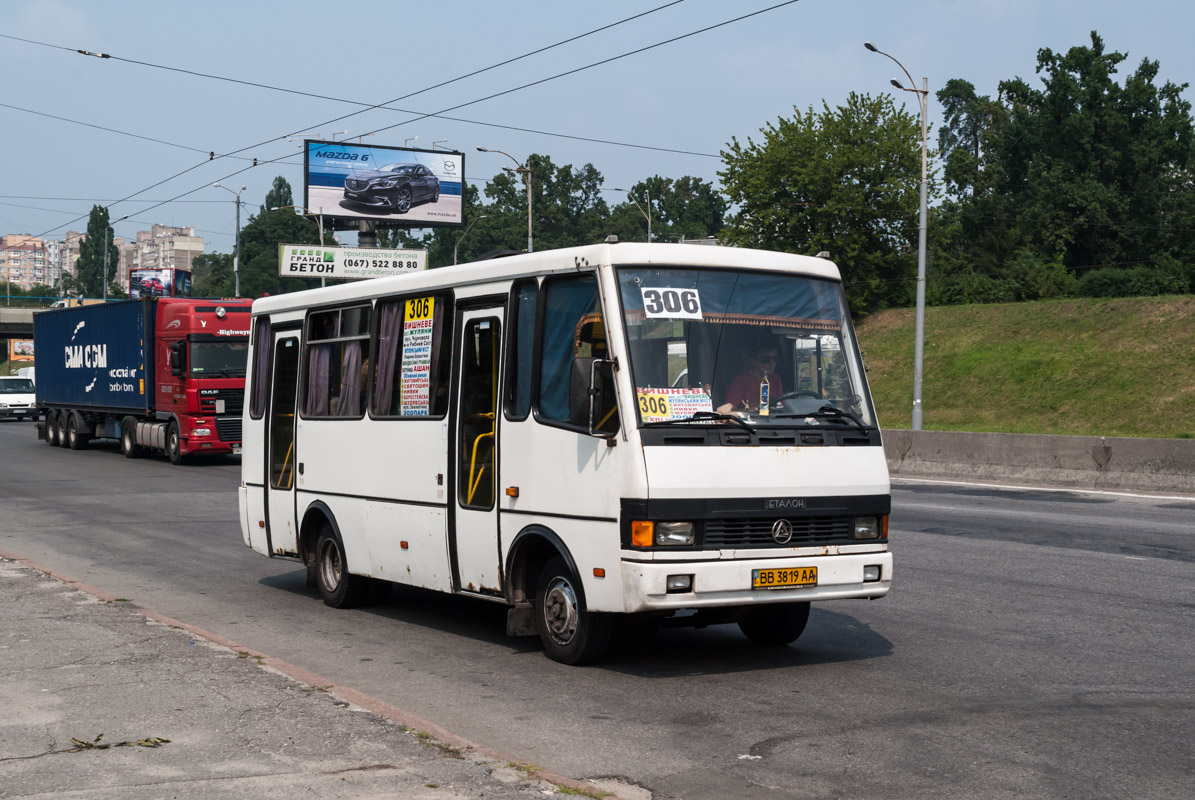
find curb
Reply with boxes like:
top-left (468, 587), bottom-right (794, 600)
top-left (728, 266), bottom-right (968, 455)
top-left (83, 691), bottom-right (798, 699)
top-left (0, 546), bottom-right (631, 800)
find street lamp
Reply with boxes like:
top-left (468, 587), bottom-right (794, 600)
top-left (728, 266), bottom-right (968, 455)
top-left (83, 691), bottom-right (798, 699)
top-left (213, 183), bottom-right (246, 297)
top-left (865, 40), bottom-right (929, 431)
top-left (453, 214), bottom-right (488, 265)
top-left (432, 139), bottom-right (449, 150)
top-left (477, 147), bottom-right (532, 253)
top-left (614, 187), bottom-right (652, 242)
top-left (404, 136), bottom-right (419, 148)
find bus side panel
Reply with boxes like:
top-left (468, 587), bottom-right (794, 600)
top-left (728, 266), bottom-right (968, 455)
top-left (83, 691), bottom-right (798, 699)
top-left (298, 418), bottom-right (447, 504)
top-left (365, 503), bottom-right (451, 592)
top-left (302, 493), bottom-right (373, 578)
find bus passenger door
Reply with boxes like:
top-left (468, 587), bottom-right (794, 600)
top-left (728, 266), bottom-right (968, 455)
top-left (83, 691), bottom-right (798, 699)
top-left (265, 332), bottom-right (301, 556)
top-left (451, 307), bottom-right (504, 594)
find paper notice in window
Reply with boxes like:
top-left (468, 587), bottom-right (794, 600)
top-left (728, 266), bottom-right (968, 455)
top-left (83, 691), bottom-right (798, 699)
top-left (636, 387), bottom-right (712, 422)
top-left (401, 296), bottom-right (435, 415)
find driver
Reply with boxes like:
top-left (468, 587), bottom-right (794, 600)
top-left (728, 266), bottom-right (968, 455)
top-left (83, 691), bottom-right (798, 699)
top-left (718, 345), bottom-right (784, 414)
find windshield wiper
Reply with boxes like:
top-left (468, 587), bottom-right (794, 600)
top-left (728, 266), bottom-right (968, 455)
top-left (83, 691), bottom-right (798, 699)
top-left (641, 411), bottom-right (753, 432)
top-left (773, 404), bottom-right (869, 434)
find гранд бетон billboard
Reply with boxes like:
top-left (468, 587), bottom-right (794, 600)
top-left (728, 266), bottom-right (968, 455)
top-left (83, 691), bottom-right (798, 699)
top-left (304, 141), bottom-right (464, 229)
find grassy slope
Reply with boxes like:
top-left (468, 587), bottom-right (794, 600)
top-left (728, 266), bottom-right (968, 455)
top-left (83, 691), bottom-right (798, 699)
top-left (855, 296), bottom-right (1195, 439)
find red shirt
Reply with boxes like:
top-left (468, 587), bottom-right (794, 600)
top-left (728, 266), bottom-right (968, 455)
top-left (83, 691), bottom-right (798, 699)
top-left (723, 370), bottom-right (783, 411)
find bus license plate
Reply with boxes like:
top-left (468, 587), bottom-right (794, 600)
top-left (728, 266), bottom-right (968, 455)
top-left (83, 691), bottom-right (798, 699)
top-left (752, 567), bottom-right (817, 590)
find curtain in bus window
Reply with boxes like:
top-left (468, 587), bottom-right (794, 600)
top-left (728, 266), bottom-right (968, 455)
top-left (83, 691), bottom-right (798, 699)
top-left (305, 344), bottom-right (331, 416)
top-left (337, 341), bottom-right (363, 417)
top-left (250, 319), bottom-right (270, 418)
top-left (373, 301), bottom-right (402, 413)
top-left (539, 276), bottom-right (598, 421)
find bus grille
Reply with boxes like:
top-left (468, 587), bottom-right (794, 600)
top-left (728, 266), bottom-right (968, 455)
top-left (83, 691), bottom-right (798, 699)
top-left (215, 416), bottom-right (242, 442)
top-left (704, 516), bottom-right (854, 548)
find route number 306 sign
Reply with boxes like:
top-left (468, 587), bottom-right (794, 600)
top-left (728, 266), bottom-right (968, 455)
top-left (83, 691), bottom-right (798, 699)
top-left (641, 287), bottom-right (703, 320)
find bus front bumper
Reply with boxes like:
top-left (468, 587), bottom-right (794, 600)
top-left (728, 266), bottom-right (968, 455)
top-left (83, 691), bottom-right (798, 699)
top-left (619, 551), bottom-right (892, 613)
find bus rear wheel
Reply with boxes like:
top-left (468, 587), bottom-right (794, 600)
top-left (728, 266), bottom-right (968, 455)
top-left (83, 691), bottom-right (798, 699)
top-left (534, 556), bottom-right (611, 665)
top-left (316, 524), bottom-right (368, 608)
top-left (738, 601), bottom-right (811, 646)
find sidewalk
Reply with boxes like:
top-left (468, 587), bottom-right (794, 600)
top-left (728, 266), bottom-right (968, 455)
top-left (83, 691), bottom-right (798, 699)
top-left (0, 556), bottom-right (630, 799)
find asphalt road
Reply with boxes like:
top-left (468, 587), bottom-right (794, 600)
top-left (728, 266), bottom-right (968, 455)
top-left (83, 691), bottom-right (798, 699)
top-left (2, 419), bottom-right (1192, 799)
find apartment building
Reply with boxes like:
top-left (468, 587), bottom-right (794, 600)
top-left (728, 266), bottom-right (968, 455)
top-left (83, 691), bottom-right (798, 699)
top-left (124, 225), bottom-right (203, 287)
top-left (0, 234), bottom-right (59, 291)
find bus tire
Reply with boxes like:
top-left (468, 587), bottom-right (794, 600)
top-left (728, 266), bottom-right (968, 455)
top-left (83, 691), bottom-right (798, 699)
top-left (534, 556), bottom-right (611, 665)
top-left (166, 421), bottom-right (186, 465)
top-left (738, 601), bottom-right (811, 646)
top-left (315, 524), bottom-right (367, 609)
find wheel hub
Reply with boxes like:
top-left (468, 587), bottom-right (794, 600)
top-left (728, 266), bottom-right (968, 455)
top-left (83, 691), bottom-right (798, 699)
top-left (543, 578), bottom-right (579, 645)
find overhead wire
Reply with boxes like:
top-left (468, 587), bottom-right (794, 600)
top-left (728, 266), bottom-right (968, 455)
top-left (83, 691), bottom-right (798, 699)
top-left (3, 1), bottom-right (803, 251)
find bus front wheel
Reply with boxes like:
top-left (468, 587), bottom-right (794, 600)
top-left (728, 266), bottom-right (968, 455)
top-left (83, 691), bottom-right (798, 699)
top-left (738, 601), bottom-right (811, 646)
top-left (534, 556), bottom-right (611, 665)
top-left (316, 524), bottom-right (367, 608)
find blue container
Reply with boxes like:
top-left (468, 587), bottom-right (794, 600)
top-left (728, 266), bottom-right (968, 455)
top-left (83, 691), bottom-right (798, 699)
top-left (33, 299), bottom-right (156, 414)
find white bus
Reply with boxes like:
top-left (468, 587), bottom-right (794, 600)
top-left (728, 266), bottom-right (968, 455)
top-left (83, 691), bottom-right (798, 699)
top-left (239, 241), bottom-right (891, 664)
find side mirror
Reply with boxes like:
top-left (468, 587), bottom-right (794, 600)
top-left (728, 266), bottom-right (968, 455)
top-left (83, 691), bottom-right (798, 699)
top-left (569, 357), bottom-right (619, 437)
top-left (169, 341), bottom-right (186, 377)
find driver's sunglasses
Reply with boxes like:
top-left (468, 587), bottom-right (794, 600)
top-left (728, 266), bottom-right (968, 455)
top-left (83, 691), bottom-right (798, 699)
top-left (756, 353), bottom-right (777, 363)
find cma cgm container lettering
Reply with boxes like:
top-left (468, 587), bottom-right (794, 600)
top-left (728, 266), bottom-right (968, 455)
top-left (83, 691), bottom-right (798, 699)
top-left (33, 297), bottom-right (253, 463)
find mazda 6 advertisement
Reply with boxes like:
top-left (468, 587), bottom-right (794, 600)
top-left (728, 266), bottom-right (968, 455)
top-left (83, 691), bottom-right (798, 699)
top-left (304, 140), bottom-right (464, 229)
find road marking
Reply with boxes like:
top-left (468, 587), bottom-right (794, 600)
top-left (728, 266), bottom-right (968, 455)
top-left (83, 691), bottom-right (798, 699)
top-left (891, 477), bottom-right (1195, 502)
top-left (1124, 556), bottom-right (1148, 561)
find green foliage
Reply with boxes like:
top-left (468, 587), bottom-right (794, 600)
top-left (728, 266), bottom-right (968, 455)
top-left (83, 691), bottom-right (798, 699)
top-left (261, 176), bottom-right (293, 214)
top-left (719, 92), bottom-right (925, 315)
top-left (1078, 263), bottom-right (1190, 298)
top-left (192, 252), bottom-right (234, 297)
top-left (926, 272), bottom-right (1015, 306)
top-left (608, 175), bottom-right (726, 243)
top-left (932, 31), bottom-right (1195, 293)
top-left (857, 296), bottom-right (1195, 438)
top-left (237, 178), bottom-right (323, 296)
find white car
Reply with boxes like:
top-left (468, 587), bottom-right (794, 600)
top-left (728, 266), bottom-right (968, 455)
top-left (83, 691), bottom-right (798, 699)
top-left (0, 376), bottom-right (37, 421)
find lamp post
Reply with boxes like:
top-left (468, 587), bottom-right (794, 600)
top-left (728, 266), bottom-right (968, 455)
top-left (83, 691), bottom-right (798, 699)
top-left (614, 187), bottom-right (652, 242)
top-left (453, 214), bottom-right (488, 265)
top-left (404, 136), bottom-right (419, 148)
top-left (432, 139), bottom-right (449, 150)
top-left (477, 147), bottom-right (532, 253)
top-left (865, 40), bottom-right (929, 431)
top-left (213, 183), bottom-right (246, 297)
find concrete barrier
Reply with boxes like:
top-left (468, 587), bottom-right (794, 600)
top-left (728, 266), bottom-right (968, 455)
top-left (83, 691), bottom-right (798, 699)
top-left (883, 429), bottom-right (1195, 494)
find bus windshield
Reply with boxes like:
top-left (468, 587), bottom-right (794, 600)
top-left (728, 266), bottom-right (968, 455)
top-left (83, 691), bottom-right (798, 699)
top-left (616, 266), bottom-right (877, 428)
top-left (190, 341), bottom-right (249, 378)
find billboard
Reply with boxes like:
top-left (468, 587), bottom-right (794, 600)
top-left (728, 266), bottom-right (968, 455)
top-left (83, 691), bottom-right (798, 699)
top-left (8, 339), bottom-right (35, 361)
top-left (279, 244), bottom-right (427, 280)
top-left (304, 140), bottom-right (464, 230)
top-left (129, 268), bottom-right (191, 299)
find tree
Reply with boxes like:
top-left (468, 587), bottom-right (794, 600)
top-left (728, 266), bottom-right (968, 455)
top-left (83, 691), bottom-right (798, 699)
top-left (261, 176), bottom-right (294, 214)
top-left (609, 176), bottom-right (727, 243)
top-left (192, 252), bottom-right (234, 297)
top-left (720, 93), bottom-right (926, 314)
top-left (238, 179), bottom-right (322, 296)
top-left (65, 205), bottom-right (121, 298)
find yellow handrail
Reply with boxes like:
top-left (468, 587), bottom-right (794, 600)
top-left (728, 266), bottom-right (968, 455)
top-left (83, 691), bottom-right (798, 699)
top-left (467, 431), bottom-right (494, 504)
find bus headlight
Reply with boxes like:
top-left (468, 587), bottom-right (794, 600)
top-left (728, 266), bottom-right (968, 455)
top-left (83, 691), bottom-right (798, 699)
top-left (854, 516), bottom-right (880, 539)
top-left (656, 522), bottom-right (695, 546)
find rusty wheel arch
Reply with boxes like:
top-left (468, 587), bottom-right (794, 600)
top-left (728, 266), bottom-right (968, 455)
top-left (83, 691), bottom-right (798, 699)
top-left (504, 525), bottom-right (582, 608)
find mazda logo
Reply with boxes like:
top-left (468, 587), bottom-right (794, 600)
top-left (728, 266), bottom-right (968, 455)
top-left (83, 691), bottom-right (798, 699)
top-left (443, 160), bottom-right (456, 171)
top-left (771, 519), bottom-right (793, 544)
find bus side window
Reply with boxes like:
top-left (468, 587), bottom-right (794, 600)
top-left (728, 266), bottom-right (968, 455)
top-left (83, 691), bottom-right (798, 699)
top-left (249, 317), bottom-right (270, 419)
top-left (301, 305), bottom-right (370, 419)
top-left (504, 279), bottom-right (538, 420)
top-left (537, 274), bottom-right (616, 434)
top-left (371, 294), bottom-right (453, 418)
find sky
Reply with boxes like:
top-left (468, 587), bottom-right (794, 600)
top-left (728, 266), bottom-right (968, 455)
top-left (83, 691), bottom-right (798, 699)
top-left (1, 0), bottom-right (1191, 252)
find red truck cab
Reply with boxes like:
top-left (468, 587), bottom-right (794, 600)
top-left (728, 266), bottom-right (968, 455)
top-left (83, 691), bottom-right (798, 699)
top-left (154, 298), bottom-right (254, 459)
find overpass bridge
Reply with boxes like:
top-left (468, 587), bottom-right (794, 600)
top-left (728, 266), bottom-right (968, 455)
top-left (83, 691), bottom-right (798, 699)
top-left (0, 307), bottom-right (37, 338)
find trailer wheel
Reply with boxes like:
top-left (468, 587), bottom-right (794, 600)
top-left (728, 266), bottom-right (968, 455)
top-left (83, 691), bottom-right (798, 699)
top-left (121, 419), bottom-right (142, 458)
top-left (66, 414), bottom-right (89, 450)
top-left (315, 523), bottom-right (367, 608)
top-left (534, 556), bottom-right (611, 665)
top-left (166, 421), bottom-right (186, 465)
top-left (50, 412), bottom-right (66, 447)
top-left (43, 413), bottom-right (56, 446)
top-left (738, 601), bottom-right (811, 646)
